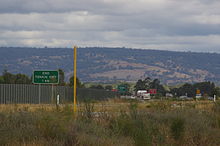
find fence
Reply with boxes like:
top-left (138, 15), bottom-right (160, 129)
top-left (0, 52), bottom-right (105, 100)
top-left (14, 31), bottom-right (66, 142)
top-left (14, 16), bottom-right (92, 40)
top-left (0, 84), bottom-right (119, 104)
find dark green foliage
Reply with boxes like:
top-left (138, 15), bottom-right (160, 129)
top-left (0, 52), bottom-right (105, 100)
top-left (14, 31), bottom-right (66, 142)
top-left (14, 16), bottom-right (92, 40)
top-left (134, 79), bottom-right (147, 92)
top-left (69, 76), bottom-right (84, 88)
top-left (0, 76), bottom-right (4, 83)
top-left (176, 83), bottom-right (195, 97)
top-left (213, 87), bottom-right (220, 97)
top-left (134, 77), bottom-right (166, 96)
top-left (194, 81), bottom-right (215, 96)
top-left (149, 79), bottom-right (166, 95)
top-left (105, 85), bottom-right (113, 91)
top-left (134, 77), bottom-right (152, 92)
top-left (2, 70), bottom-right (16, 84)
top-left (58, 69), bottom-right (65, 86)
top-left (0, 70), bottom-right (32, 84)
top-left (90, 84), bottom-right (104, 90)
top-left (170, 117), bottom-right (185, 140)
top-left (15, 73), bottom-right (32, 84)
top-left (171, 81), bottom-right (216, 97)
top-left (109, 102), bottom-right (162, 146)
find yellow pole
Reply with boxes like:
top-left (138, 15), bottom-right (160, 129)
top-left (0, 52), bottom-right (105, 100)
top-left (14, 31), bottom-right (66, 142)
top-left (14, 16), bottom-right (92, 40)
top-left (73, 46), bottom-right (77, 113)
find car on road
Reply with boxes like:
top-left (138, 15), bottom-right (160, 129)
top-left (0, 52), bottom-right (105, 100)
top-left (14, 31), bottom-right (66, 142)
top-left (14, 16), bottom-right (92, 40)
top-left (179, 96), bottom-right (193, 100)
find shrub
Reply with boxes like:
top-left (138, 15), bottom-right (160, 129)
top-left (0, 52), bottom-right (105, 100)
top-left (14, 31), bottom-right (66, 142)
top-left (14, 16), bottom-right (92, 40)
top-left (0, 111), bottom-right (40, 145)
top-left (79, 99), bottom-right (95, 121)
top-left (170, 117), bottom-right (185, 141)
top-left (1, 100), bottom-right (220, 145)
top-left (37, 113), bottom-right (67, 140)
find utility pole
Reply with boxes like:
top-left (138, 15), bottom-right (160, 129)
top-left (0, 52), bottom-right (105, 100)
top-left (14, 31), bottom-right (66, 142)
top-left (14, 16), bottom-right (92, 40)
top-left (73, 46), bottom-right (77, 113)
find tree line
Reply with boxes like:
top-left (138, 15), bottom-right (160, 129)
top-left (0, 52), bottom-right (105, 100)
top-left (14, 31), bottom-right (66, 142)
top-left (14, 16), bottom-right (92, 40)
top-left (0, 69), bottom-right (83, 87)
top-left (134, 77), bottom-right (220, 97)
top-left (170, 82), bottom-right (220, 97)
top-left (0, 70), bottom-right (32, 84)
top-left (134, 77), bottom-right (165, 96)
top-left (1, 70), bottom-right (220, 97)
top-left (0, 69), bottom-right (113, 90)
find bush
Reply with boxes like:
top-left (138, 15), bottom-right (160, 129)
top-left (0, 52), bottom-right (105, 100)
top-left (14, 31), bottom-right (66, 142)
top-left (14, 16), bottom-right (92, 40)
top-left (170, 117), bottom-right (185, 140)
top-left (78, 99), bottom-right (95, 121)
top-left (1, 101), bottom-right (220, 145)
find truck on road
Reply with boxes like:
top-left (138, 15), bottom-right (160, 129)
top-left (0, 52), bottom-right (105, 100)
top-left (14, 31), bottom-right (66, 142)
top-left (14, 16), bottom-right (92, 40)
top-left (137, 90), bottom-right (151, 100)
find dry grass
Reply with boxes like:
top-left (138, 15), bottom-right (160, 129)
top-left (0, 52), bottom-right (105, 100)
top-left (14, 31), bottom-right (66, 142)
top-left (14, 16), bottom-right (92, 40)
top-left (0, 99), bottom-right (219, 146)
top-left (0, 99), bottom-right (215, 113)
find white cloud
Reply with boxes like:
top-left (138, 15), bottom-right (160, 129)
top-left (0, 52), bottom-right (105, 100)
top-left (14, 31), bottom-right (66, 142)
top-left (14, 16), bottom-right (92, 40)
top-left (0, 0), bottom-right (220, 52)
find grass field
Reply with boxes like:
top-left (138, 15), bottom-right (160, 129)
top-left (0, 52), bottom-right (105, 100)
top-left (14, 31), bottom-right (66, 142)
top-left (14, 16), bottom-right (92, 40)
top-left (0, 99), bottom-right (220, 146)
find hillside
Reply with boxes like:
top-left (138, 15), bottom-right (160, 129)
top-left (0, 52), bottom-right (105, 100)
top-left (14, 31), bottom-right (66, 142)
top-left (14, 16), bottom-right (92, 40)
top-left (0, 47), bottom-right (220, 85)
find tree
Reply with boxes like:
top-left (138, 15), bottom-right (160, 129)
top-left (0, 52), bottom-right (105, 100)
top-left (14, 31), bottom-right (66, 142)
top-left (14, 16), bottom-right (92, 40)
top-left (15, 74), bottom-right (31, 84)
top-left (180, 83), bottom-right (195, 97)
top-left (0, 76), bottom-right (4, 83)
top-left (105, 85), bottom-right (113, 91)
top-left (194, 82), bottom-right (215, 96)
top-left (1, 70), bottom-right (32, 84)
top-left (170, 83), bottom-right (195, 97)
top-left (134, 77), bottom-right (166, 96)
top-left (58, 69), bottom-right (65, 86)
top-left (149, 79), bottom-right (166, 96)
top-left (144, 77), bottom-right (152, 89)
top-left (90, 85), bottom-right (104, 90)
top-left (170, 81), bottom-right (216, 97)
top-left (149, 79), bottom-right (160, 89)
top-left (134, 77), bottom-right (154, 92)
top-left (2, 70), bottom-right (16, 84)
top-left (69, 76), bottom-right (84, 88)
top-left (170, 88), bottom-right (179, 97)
top-left (134, 79), bottom-right (147, 92)
top-left (213, 87), bottom-right (220, 97)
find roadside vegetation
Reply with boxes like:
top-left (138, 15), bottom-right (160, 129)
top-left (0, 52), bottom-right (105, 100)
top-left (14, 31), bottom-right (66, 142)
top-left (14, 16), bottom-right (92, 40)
top-left (1, 100), bottom-right (220, 146)
top-left (1, 70), bottom-right (220, 99)
top-left (1, 70), bottom-right (220, 145)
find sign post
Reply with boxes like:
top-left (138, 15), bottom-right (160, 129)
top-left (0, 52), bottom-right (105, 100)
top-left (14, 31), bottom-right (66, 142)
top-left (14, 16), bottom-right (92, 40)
top-left (33, 70), bottom-right (59, 104)
top-left (33, 70), bottom-right (59, 84)
top-left (117, 85), bottom-right (128, 95)
top-left (149, 89), bottom-right (157, 94)
top-left (73, 46), bottom-right (77, 113)
top-left (196, 89), bottom-right (202, 99)
top-left (38, 84), bottom-right (41, 104)
top-left (51, 84), bottom-right (54, 103)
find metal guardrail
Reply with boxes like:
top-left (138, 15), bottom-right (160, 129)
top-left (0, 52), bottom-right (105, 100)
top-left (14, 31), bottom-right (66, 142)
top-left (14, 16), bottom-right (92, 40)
top-left (0, 84), bottom-right (119, 104)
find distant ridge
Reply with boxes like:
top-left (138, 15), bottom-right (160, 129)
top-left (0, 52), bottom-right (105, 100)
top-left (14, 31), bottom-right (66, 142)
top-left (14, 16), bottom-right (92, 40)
top-left (0, 47), bottom-right (220, 85)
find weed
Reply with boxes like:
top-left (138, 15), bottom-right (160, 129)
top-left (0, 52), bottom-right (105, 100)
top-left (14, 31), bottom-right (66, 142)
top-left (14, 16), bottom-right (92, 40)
top-left (78, 99), bottom-right (95, 121)
top-left (170, 117), bottom-right (185, 141)
top-left (1, 100), bottom-right (220, 145)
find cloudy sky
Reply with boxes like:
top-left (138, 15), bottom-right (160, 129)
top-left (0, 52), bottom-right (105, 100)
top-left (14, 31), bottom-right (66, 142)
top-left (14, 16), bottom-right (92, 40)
top-left (0, 0), bottom-right (220, 52)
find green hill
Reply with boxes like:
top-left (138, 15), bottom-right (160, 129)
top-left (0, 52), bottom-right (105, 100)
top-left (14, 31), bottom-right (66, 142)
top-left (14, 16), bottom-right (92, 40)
top-left (0, 47), bottom-right (220, 85)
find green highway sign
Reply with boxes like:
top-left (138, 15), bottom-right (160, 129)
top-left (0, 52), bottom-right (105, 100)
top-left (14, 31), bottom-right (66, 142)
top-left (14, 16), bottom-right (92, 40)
top-left (33, 70), bottom-right (59, 84)
top-left (117, 84), bottom-right (128, 95)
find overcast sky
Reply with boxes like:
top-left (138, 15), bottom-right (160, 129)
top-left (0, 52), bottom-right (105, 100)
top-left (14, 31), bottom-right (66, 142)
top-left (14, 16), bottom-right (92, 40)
top-left (0, 0), bottom-right (220, 53)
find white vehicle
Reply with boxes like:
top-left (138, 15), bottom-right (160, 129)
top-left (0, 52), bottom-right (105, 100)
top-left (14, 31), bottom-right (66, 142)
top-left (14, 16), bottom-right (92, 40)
top-left (196, 94), bottom-right (202, 99)
top-left (166, 93), bottom-right (173, 98)
top-left (179, 96), bottom-right (193, 100)
top-left (137, 90), bottom-right (151, 100)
